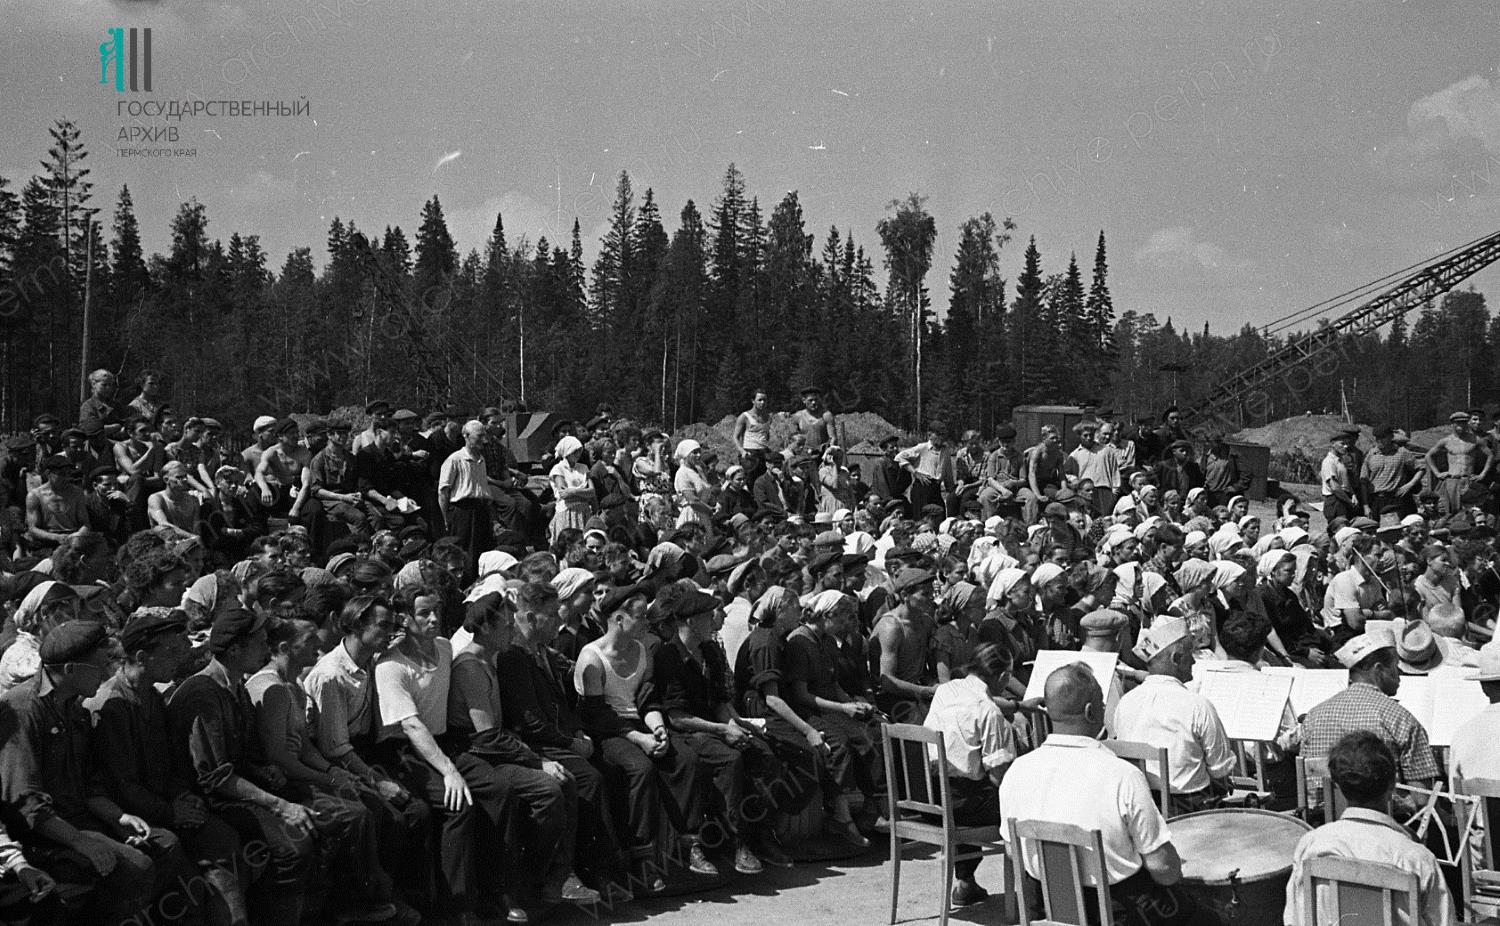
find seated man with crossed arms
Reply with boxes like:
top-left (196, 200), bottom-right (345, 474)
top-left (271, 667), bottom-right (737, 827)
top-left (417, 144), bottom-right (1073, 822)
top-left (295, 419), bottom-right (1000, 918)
top-left (999, 661), bottom-right (1199, 926)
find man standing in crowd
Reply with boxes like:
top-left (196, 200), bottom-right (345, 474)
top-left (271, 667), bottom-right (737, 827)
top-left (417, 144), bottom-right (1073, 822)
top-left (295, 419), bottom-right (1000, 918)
top-left (1068, 421), bottom-right (1119, 517)
top-left (1426, 410), bottom-right (1493, 516)
top-left (1322, 430), bottom-right (1360, 522)
top-left (1362, 424), bottom-right (1423, 518)
top-left (896, 425), bottom-right (954, 517)
top-left (439, 421), bottom-right (495, 581)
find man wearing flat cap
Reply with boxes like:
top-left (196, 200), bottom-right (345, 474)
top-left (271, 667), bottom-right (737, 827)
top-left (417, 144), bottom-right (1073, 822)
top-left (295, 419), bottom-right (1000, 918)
top-left (977, 425), bottom-right (1024, 520)
top-left (168, 609), bottom-right (316, 925)
top-left (1114, 617), bottom-right (1235, 814)
top-left (870, 567), bottom-right (938, 721)
top-left (352, 401), bottom-right (393, 455)
top-left (1426, 410), bottom-right (1493, 516)
top-left (1301, 629), bottom-right (1438, 809)
top-left (0, 620), bottom-right (199, 926)
top-left (91, 608), bottom-right (251, 923)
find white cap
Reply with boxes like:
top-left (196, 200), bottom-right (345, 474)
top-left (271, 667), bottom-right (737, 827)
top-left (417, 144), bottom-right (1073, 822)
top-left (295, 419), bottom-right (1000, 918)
top-left (1334, 629), bottom-right (1396, 668)
top-left (253, 415), bottom-right (277, 431)
top-left (1401, 514), bottom-right (1426, 528)
top-left (1133, 617), bottom-right (1190, 661)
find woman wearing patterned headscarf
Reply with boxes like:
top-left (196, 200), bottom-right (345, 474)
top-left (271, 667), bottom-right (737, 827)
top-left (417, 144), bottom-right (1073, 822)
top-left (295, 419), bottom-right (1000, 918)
top-left (1168, 558), bottom-right (1221, 658)
top-left (977, 567), bottom-right (1042, 677)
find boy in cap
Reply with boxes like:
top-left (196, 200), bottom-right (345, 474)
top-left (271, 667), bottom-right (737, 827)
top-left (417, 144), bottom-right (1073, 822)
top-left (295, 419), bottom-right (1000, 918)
top-left (353, 401), bottom-right (393, 455)
top-left (168, 609), bottom-right (316, 926)
top-left (0, 620), bottom-right (201, 926)
top-left (242, 415), bottom-right (280, 474)
top-left (978, 425), bottom-right (1023, 520)
top-left (869, 434), bottom-right (912, 510)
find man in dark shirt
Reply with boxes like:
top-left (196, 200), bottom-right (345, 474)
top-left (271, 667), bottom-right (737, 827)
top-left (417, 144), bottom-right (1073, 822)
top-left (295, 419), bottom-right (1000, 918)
top-left (655, 590), bottom-right (789, 871)
top-left (870, 436), bottom-right (912, 513)
top-left (307, 421), bottom-right (373, 538)
top-left (0, 620), bottom-right (196, 926)
top-left (496, 583), bottom-right (622, 888)
top-left (167, 608), bottom-right (315, 926)
top-left (89, 609), bottom-right (249, 923)
top-left (1154, 440), bottom-right (1205, 496)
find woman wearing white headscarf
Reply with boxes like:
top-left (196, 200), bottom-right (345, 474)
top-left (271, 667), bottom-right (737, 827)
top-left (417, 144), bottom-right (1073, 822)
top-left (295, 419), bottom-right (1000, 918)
top-left (978, 567), bottom-right (1043, 671)
top-left (1251, 549), bottom-right (1332, 667)
top-left (1110, 561), bottom-right (1169, 624)
top-left (671, 438), bottom-right (712, 527)
top-left (548, 435), bottom-right (596, 542)
top-left (0, 581), bottom-right (81, 694)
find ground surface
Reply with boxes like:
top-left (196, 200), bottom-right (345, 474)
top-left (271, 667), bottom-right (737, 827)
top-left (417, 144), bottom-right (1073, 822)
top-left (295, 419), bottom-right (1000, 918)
top-left (547, 842), bottom-right (1014, 926)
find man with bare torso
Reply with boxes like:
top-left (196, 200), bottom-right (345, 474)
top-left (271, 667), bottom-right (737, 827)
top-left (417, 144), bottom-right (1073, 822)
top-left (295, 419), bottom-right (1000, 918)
top-left (1426, 410), bottom-right (1493, 515)
top-left (1021, 425), bottom-right (1064, 524)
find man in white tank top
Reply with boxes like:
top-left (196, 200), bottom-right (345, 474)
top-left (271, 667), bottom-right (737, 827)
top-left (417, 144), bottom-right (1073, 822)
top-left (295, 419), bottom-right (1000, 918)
top-left (574, 587), bottom-right (716, 888)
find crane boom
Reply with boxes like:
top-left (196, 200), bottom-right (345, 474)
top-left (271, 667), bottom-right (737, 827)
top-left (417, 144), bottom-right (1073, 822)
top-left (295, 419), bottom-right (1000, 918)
top-left (1182, 229), bottom-right (1500, 428)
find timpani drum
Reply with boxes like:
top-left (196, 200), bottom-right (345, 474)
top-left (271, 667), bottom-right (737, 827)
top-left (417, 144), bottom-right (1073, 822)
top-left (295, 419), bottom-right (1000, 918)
top-left (1171, 808), bottom-right (1310, 926)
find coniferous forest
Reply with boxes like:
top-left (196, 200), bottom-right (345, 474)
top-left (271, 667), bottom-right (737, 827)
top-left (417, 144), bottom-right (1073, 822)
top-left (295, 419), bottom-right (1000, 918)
top-left (0, 120), bottom-right (1493, 435)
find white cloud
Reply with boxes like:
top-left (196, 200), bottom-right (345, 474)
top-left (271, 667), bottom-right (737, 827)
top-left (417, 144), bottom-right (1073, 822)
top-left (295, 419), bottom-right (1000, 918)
top-left (1134, 226), bottom-right (1254, 280)
top-left (1373, 68), bottom-right (1500, 187)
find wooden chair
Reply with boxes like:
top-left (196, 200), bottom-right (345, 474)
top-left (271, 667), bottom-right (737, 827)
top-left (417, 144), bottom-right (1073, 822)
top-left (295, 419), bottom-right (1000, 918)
top-left (1298, 857), bottom-right (1420, 926)
top-left (1007, 818), bottom-right (1111, 926)
top-left (881, 723), bottom-right (1008, 926)
top-left (1454, 776), bottom-right (1500, 920)
top-left (1294, 755), bottom-right (1344, 822)
top-left (1103, 739), bottom-right (1172, 818)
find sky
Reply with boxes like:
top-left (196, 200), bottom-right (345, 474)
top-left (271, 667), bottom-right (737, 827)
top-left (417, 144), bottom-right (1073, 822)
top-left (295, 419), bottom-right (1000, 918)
top-left (4, 0), bottom-right (1500, 334)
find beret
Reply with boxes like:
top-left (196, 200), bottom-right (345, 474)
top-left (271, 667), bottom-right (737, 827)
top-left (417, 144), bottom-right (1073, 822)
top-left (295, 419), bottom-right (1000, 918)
top-left (121, 607), bottom-right (188, 653)
top-left (39, 620), bottom-right (109, 665)
top-left (208, 607), bottom-right (267, 655)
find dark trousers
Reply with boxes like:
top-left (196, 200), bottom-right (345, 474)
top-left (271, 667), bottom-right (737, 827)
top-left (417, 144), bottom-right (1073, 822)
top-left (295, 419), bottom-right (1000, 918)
top-left (285, 781), bottom-right (393, 907)
top-left (945, 776), bottom-right (999, 882)
top-left (389, 747), bottom-right (511, 912)
top-left (1367, 490), bottom-right (1417, 518)
top-left (680, 731), bottom-right (787, 840)
top-left (593, 732), bottom-right (704, 860)
top-left (756, 717), bottom-right (827, 816)
top-left (40, 826), bottom-right (178, 926)
top-left (486, 762), bottom-right (574, 892)
top-left (212, 800), bottom-right (316, 926)
top-left (448, 499), bottom-right (494, 582)
top-left (806, 712), bottom-right (881, 797)
top-left (536, 745), bottom-right (621, 880)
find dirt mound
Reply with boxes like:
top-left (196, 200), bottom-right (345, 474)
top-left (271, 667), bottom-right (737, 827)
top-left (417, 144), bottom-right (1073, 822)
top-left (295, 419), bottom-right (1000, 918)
top-left (673, 411), bottom-right (906, 464)
top-left (1233, 414), bottom-right (1366, 456)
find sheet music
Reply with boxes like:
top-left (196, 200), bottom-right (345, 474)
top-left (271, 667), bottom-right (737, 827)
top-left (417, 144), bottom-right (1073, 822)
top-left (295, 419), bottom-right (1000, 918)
top-left (1262, 666), bottom-right (1348, 717)
top-left (1394, 673), bottom-right (1492, 747)
top-left (1197, 670), bottom-right (1293, 742)
top-left (1024, 650), bottom-right (1119, 704)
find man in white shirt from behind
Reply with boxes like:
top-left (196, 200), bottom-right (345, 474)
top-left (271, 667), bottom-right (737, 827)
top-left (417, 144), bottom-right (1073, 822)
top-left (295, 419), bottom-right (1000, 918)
top-left (1115, 616), bottom-right (1236, 815)
top-left (999, 661), bottom-right (1201, 926)
top-left (1285, 730), bottom-right (1451, 926)
top-left (922, 644), bottom-right (1019, 910)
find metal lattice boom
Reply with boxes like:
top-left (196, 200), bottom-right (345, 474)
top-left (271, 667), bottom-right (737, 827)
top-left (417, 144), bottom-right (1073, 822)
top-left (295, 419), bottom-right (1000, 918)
top-left (1182, 229), bottom-right (1500, 428)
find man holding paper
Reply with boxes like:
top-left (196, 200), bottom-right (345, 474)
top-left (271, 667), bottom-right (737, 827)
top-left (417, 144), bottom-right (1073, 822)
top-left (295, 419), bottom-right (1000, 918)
top-left (1113, 618), bottom-right (1236, 814)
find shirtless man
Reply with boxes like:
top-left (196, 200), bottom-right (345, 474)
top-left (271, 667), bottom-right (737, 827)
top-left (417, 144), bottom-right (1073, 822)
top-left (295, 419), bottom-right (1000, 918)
top-left (869, 567), bottom-right (938, 723)
top-left (732, 389), bottom-right (775, 485)
top-left (1021, 425), bottom-right (1065, 524)
top-left (147, 461), bottom-right (200, 540)
top-left (1426, 410), bottom-right (1493, 515)
top-left (792, 387), bottom-right (836, 451)
top-left (25, 455), bottom-right (88, 548)
top-left (254, 418), bottom-right (311, 517)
